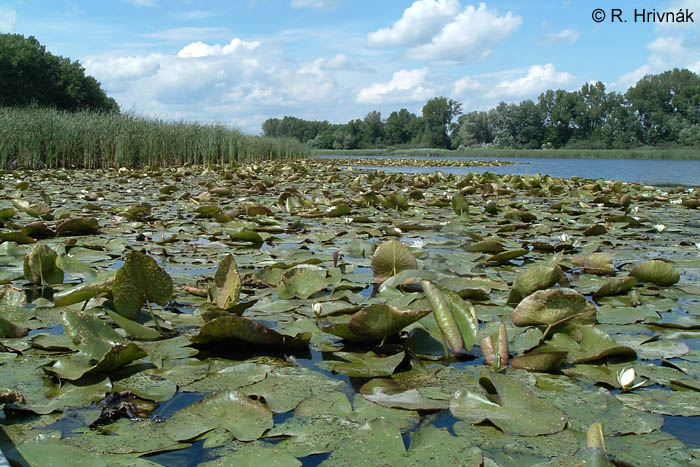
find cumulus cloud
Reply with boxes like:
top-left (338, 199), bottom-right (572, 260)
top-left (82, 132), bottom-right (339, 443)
top-left (486, 64), bottom-right (575, 99)
top-left (84, 38), bottom-right (348, 132)
top-left (356, 67), bottom-right (436, 104)
top-left (0, 7), bottom-right (17, 32)
top-left (368, 1), bottom-right (521, 63)
top-left (615, 35), bottom-right (700, 89)
top-left (368, 0), bottom-right (461, 47)
top-left (542, 28), bottom-right (581, 45)
top-left (178, 38), bottom-right (261, 58)
top-left (453, 75), bottom-right (482, 96)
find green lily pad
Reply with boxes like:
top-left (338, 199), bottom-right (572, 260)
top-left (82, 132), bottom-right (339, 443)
top-left (630, 260), bottom-right (680, 286)
top-left (507, 264), bottom-right (563, 306)
top-left (449, 371), bottom-right (567, 436)
top-left (616, 389), bottom-right (700, 416)
top-left (52, 272), bottom-right (115, 307)
top-left (513, 288), bottom-right (596, 338)
top-left (348, 304), bottom-right (430, 341)
top-left (0, 315), bottom-right (29, 338)
top-left (56, 217), bottom-right (99, 236)
top-left (316, 351), bottom-right (405, 378)
top-left (164, 390), bottom-right (273, 441)
top-left (511, 350), bottom-right (568, 373)
top-left (593, 276), bottom-right (638, 298)
top-left (573, 253), bottom-right (615, 276)
top-left (359, 378), bottom-right (450, 410)
top-left (371, 239), bottom-right (418, 283)
top-left (112, 251), bottom-right (173, 320)
top-left (211, 254), bottom-right (241, 310)
top-left (540, 326), bottom-right (637, 364)
top-left (23, 243), bottom-right (64, 285)
top-left (277, 265), bottom-right (330, 300)
top-left (192, 315), bottom-right (310, 351)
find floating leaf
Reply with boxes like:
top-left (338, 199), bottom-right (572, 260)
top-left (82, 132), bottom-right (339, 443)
top-left (451, 193), bottom-right (469, 215)
top-left (421, 280), bottom-right (462, 354)
top-left (112, 251), bottom-right (173, 320)
top-left (360, 378), bottom-right (449, 411)
top-left (191, 315), bottom-right (310, 351)
top-left (449, 371), bottom-right (567, 436)
top-left (211, 254), bottom-right (241, 310)
top-left (23, 243), bottom-right (64, 285)
top-left (371, 239), bottom-right (418, 283)
top-left (164, 390), bottom-right (272, 442)
top-left (52, 272), bottom-right (115, 307)
top-left (573, 252), bottom-right (615, 276)
top-left (316, 351), bottom-right (405, 378)
top-left (348, 304), bottom-right (430, 341)
top-left (512, 288), bottom-right (596, 338)
top-left (593, 276), bottom-right (637, 298)
top-left (56, 217), bottom-right (99, 236)
top-left (277, 265), bottom-right (330, 300)
top-left (507, 264), bottom-right (563, 306)
top-left (539, 326), bottom-right (637, 364)
top-left (510, 349), bottom-right (568, 373)
top-left (629, 260), bottom-right (680, 286)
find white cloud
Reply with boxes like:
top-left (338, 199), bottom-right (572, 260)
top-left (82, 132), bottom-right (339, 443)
top-left (84, 37), bottom-right (349, 132)
top-left (356, 67), bottom-right (436, 104)
top-left (123, 0), bottom-right (157, 7)
top-left (453, 75), bottom-right (482, 96)
top-left (178, 38), bottom-right (261, 58)
top-left (658, 0), bottom-right (700, 30)
top-left (614, 35), bottom-right (700, 89)
top-left (291, 0), bottom-right (333, 8)
top-left (486, 64), bottom-right (575, 99)
top-left (368, 1), bottom-right (520, 63)
top-left (543, 28), bottom-right (581, 45)
top-left (0, 7), bottom-right (17, 32)
top-left (368, 0), bottom-right (460, 47)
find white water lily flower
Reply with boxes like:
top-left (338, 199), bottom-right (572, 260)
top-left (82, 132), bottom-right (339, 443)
top-left (670, 199), bottom-right (682, 205)
top-left (312, 303), bottom-right (323, 318)
top-left (559, 233), bottom-right (570, 243)
top-left (695, 242), bottom-right (700, 251)
top-left (654, 224), bottom-right (666, 233)
top-left (411, 239), bottom-right (425, 249)
top-left (632, 216), bottom-right (640, 221)
top-left (617, 367), bottom-right (647, 391)
top-left (344, 217), bottom-right (353, 224)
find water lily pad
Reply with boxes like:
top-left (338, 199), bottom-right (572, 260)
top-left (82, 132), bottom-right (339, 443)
top-left (112, 251), bottom-right (173, 320)
top-left (507, 264), bottom-right (563, 306)
top-left (616, 389), bottom-right (700, 416)
top-left (191, 315), bottom-right (310, 351)
top-left (630, 260), bottom-right (680, 286)
top-left (573, 253), bottom-right (615, 276)
top-left (52, 272), bottom-right (115, 307)
top-left (23, 243), bottom-right (64, 285)
top-left (0, 315), bottom-right (29, 338)
top-left (56, 217), bottom-right (99, 236)
top-left (371, 239), bottom-right (417, 283)
top-left (348, 304), bottom-right (430, 342)
top-left (360, 378), bottom-right (449, 410)
top-left (277, 265), bottom-right (330, 300)
top-left (211, 254), bottom-right (241, 310)
top-left (540, 326), bottom-right (637, 364)
top-left (511, 349), bottom-right (567, 373)
top-left (485, 249), bottom-right (529, 264)
top-left (164, 390), bottom-right (273, 441)
top-left (513, 288), bottom-right (596, 338)
top-left (316, 351), bottom-right (405, 378)
top-left (449, 371), bottom-right (567, 436)
top-left (593, 276), bottom-right (637, 298)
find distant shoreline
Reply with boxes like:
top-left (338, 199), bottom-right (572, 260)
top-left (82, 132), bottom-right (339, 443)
top-left (312, 147), bottom-right (700, 160)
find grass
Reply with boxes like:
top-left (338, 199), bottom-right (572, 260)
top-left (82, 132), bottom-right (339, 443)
top-left (0, 106), bottom-right (309, 169)
top-left (312, 147), bottom-right (700, 160)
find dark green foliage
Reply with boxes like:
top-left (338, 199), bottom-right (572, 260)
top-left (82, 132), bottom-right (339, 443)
top-left (0, 34), bottom-right (118, 113)
top-left (267, 68), bottom-right (700, 151)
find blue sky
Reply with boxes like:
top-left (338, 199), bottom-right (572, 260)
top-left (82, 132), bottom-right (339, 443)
top-left (1, 1), bottom-right (699, 133)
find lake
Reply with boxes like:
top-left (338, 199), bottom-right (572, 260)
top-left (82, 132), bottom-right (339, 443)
top-left (314, 154), bottom-right (700, 187)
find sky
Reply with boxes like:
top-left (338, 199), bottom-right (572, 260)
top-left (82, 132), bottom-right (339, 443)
top-left (1, 0), bottom-right (700, 133)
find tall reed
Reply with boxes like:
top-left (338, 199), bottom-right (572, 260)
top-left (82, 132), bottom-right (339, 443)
top-left (0, 106), bottom-right (308, 169)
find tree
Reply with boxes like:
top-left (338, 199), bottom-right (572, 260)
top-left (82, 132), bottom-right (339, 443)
top-left (421, 97), bottom-right (462, 148)
top-left (385, 109), bottom-right (419, 146)
top-left (361, 111), bottom-right (384, 147)
top-left (0, 33), bottom-right (118, 112)
top-left (626, 68), bottom-right (700, 144)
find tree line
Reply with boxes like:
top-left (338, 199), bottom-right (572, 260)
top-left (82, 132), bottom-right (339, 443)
top-left (262, 68), bottom-right (700, 150)
top-left (0, 33), bottom-right (119, 113)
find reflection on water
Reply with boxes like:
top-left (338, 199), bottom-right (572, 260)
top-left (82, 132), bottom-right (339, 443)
top-left (314, 155), bottom-right (700, 187)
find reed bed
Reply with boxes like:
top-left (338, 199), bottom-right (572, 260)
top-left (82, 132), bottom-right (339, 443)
top-left (0, 106), bottom-right (309, 169)
top-left (313, 147), bottom-right (700, 160)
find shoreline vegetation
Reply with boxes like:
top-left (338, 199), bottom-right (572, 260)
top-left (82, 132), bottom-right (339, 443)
top-left (312, 147), bottom-right (700, 160)
top-left (0, 106), bottom-right (308, 170)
